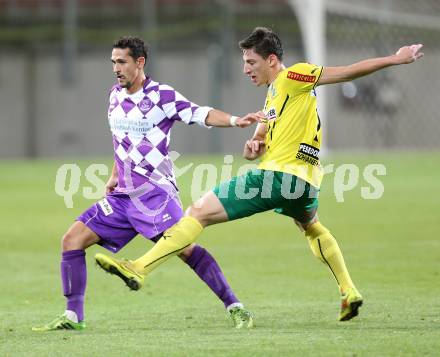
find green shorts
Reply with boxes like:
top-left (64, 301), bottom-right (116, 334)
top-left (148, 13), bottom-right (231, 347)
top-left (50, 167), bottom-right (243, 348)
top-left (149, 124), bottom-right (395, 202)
top-left (213, 169), bottom-right (319, 223)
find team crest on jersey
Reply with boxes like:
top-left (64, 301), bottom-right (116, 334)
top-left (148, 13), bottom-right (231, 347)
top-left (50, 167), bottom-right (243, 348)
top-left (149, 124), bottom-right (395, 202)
top-left (109, 95), bottom-right (118, 113)
top-left (138, 97), bottom-right (153, 114)
top-left (265, 107), bottom-right (277, 121)
top-left (268, 83), bottom-right (277, 98)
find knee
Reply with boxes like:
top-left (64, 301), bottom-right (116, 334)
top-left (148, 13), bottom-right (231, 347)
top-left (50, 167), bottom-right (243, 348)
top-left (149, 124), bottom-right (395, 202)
top-left (61, 223), bottom-right (97, 251)
top-left (183, 191), bottom-right (227, 227)
top-left (296, 215), bottom-right (319, 233)
top-left (185, 204), bottom-right (200, 218)
top-left (62, 230), bottom-right (79, 251)
top-left (185, 204), bottom-right (207, 225)
top-left (178, 243), bottom-right (196, 261)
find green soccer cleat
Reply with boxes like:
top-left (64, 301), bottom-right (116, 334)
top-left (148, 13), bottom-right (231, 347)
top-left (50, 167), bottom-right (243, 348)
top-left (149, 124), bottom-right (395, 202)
top-left (32, 314), bottom-right (86, 332)
top-left (339, 287), bottom-right (363, 321)
top-left (95, 253), bottom-right (145, 291)
top-left (229, 307), bottom-right (254, 329)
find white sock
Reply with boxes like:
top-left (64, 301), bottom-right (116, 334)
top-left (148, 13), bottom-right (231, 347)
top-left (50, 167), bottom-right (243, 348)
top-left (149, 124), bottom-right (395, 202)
top-left (226, 303), bottom-right (244, 312)
top-left (64, 310), bottom-right (78, 323)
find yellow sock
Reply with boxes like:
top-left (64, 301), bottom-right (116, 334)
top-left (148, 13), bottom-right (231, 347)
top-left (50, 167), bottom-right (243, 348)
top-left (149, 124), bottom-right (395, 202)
top-left (132, 216), bottom-right (203, 275)
top-left (305, 222), bottom-right (355, 292)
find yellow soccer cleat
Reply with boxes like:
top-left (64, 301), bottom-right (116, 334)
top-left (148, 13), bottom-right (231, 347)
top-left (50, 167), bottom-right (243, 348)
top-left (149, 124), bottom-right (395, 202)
top-left (95, 253), bottom-right (144, 291)
top-left (339, 287), bottom-right (363, 321)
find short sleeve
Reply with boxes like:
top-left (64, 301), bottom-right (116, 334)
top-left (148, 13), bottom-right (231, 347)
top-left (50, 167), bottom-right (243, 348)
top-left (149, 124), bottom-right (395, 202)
top-left (283, 63), bottom-right (323, 92)
top-left (160, 85), bottom-right (211, 127)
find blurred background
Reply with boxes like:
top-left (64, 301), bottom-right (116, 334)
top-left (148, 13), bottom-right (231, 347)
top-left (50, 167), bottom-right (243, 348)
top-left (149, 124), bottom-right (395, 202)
top-left (1, 2), bottom-right (439, 354)
top-left (0, 0), bottom-right (439, 158)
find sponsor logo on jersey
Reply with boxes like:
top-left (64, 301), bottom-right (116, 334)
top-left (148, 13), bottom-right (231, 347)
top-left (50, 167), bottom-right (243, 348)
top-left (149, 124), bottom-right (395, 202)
top-left (98, 198), bottom-right (114, 216)
top-left (109, 117), bottom-right (155, 134)
top-left (162, 213), bottom-right (172, 222)
top-left (265, 107), bottom-right (277, 121)
top-left (296, 143), bottom-right (320, 166)
top-left (287, 71), bottom-right (316, 83)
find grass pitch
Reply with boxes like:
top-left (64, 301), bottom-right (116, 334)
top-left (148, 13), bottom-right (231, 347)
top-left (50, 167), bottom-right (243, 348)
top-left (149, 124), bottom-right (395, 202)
top-left (0, 153), bottom-right (439, 356)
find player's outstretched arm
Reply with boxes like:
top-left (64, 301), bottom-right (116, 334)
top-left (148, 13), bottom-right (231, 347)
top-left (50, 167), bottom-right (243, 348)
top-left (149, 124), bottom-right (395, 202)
top-left (317, 44), bottom-right (424, 86)
top-left (205, 109), bottom-right (265, 128)
top-left (243, 122), bottom-right (267, 160)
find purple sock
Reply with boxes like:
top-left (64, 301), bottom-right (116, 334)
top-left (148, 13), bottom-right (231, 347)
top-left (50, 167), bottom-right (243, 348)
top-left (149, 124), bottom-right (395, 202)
top-left (61, 250), bottom-right (87, 321)
top-left (185, 245), bottom-right (239, 308)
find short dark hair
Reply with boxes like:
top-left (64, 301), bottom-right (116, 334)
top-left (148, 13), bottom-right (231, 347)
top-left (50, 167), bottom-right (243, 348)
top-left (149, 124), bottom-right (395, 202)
top-left (239, 27), bottom-right (283, 60)
top-left (113, 36), bottom-right (148, 63)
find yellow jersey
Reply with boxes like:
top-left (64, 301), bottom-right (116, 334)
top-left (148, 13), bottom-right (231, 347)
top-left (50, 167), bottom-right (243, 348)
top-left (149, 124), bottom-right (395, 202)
top-left (258, 62), bottom-right (324, 188)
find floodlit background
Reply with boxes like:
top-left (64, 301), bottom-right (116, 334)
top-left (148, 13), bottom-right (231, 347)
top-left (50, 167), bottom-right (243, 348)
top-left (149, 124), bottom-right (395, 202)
top-left (0, 0), bottom-right (439, 157)
top-left (0, 1), bottom-right (439, 356)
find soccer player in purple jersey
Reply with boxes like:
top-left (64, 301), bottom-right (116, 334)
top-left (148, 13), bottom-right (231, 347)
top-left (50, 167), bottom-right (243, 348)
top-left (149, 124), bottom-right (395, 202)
top-left (32, 36), bottom-right (262, 331)
top-left (94, 29), bottom-right (424, 324)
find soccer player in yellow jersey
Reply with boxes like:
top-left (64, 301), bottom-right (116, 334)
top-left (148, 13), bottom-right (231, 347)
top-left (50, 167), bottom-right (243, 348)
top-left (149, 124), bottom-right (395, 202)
top-left (95, 27), bottom-right (424, 323)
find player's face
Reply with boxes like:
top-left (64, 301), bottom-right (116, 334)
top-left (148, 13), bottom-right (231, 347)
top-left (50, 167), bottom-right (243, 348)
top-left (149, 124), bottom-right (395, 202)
top-left (111, 48), bottom-right (144, 90)
top-left (242, 49), bottom-right (271, 86)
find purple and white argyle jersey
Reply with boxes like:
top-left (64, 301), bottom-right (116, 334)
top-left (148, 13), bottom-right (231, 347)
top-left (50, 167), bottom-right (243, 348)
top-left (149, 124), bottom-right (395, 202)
top-left (108, 78), bottom-right (211, 195)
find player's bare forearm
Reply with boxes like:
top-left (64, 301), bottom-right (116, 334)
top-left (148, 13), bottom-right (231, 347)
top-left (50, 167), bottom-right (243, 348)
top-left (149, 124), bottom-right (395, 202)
top-left (318, 44), bottom-right (424, 85)
top-left (205, 109), bottom-right (264, 128)
top-left (319, 57), bottom-right (395, 85)
top-left (105, 161), bottom-right (118, 194)
top-left (204, 109), bottom-right (232, 127)
top-left (111, 161), bottom-right (118, 177)
top-left (251, 122), bottom-right (267, 141)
